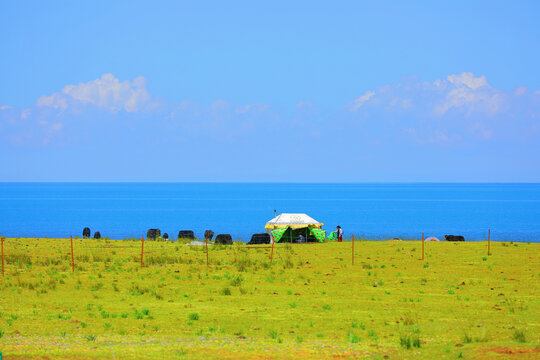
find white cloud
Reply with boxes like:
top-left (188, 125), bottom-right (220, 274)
top-left (1, 105), bottom-right (13, 111)
top-left (37, 93), bottom-right (67, 110)
top-left (37, 74), bottom-right (151, 113)
top-left (434, 73), bottom-right (503, 116)
top-left (350, 72), bottom-right (505, 117)
top-left (514, 86), bottom-right (528, 96)
top-left (350, 91), bottom-right (374, 111)
top-left (347, 72), bottom-right (540, 145)
top-left (20, 109), bottom-right (31, 119)
top-left (446, 72), bottom-right (488, 90)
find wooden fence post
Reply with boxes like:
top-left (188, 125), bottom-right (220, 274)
top-left (270, 238), bottom-right (275, 265)
top-left (488, 229), bottom-right (491, 256)
top-left (205, 238), bottom-right (209, 267)
top-left (421, 233), bottom-right (424, 260)
top-left (140, 235), bottom-right (145, 268)
top-left (70, 235), bottom-right (75, 272)
top-left (1, 237), bottom-right (4, 277)
top-left (352, 234), bottom-right (355, 265)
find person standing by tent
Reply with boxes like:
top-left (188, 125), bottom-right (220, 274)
top-left (336, 225), bottom-right (343, 242)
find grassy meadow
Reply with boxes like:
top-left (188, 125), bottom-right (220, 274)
top-left (0, 237), bottom-right (539, 359)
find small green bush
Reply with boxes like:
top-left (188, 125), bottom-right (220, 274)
top-left (348, 331), bottom-right (360, 343)
top-left (513, 329), bottom-right (526, 343)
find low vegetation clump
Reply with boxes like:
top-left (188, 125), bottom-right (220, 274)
top-left (0, 237), bottom-right (537, 359)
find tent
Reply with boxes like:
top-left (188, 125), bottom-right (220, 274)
top-left (425, 236), bottom-right (440, 242)
top-left (265, 213), bottom-right (325, 243)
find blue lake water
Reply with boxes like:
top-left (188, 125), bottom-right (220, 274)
top-left (0, 183), bottom-right (538, 242)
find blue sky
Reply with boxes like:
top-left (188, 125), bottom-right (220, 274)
top-left (1, 1), bottom-right (539, 181)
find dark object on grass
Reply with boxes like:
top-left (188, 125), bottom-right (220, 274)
top-left (82, 227), bottom-right (91, 239)
top-left (163, 233), bottom-right (169, 240)
top-left (93, 231), bottom-right (101, 239)
top-left (445, 235), bottom-right (465, 241)
top-left (248, 233), bottom-right (271, 245)
top-left (215, 234), bottom-right (233, 245)
top-left (147, 229), bottom-right (161, 240)
top-left (204, 230), bottom-right (214, 241)
top-left (178, 230), bottom-right (195, 240)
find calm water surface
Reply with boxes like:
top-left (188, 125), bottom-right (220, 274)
top-left (0, 183), bottom-right (538, 242)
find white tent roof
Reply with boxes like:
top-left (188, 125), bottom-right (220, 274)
top-left (265, 213), bottom-right (323, 229)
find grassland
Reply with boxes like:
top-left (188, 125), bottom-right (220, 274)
top-left (0, 238), bottom-right (538, 359)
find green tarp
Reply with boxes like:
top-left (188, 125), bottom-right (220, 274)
top-left (271, 228), bottom-right (288, 242)
top-left (271, 226), bottom-right (326, 243)
top-left (309, 227), bottom-right (326, 242)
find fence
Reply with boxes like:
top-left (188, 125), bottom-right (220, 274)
top-left (0, 230), bottom-right (497, 277)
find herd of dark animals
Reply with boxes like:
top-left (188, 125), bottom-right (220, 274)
top-left (82, 227), bottom-right (465, 243)
top-left (444, 235), bottom-right (465, 241)
top-left (82, 227), bottom-right (101, 239)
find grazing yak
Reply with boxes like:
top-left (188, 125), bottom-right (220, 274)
top-left (204, 230), bottom-right (214, 241)
top-left (93, 231), bottom-right (101, 239)
top-left (248, 233), bottom-right (271, 245)
top-left (163, 233), bottom-right (169, 240)
top-left (147, 229), bottom-right (161, 240)
top-left (445, 235), bottom-right (465, 241)
top-left (178, 230), bottom-right (195, 240)
top-left (215, 234), bottom-right (233, 245)
top-left (82, 227), bottom-right (91, 239)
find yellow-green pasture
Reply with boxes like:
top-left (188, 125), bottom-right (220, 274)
top-left (0, 238), bottom-right (538, 359)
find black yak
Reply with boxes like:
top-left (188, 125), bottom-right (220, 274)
top-left (215, 234), bottom-right (233, 245)
top-left (147, 229), bottom-right (161, 240)
top-left (445, 235), bottom-right (465, 241)
top-left (204, 230), bottom-right (214, 241)
top-left (178, 230), bottom-right (195, 240)
top-left (248, 233), bottom-right (271, 245)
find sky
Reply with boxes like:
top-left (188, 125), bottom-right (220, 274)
top-left (1, 0), bottom-right (539, 182)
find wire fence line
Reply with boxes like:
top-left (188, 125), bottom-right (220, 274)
top-left (0, 235), bottom-right (499, 278)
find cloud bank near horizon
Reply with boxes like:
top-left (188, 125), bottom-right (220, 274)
top-left (1, 72), bottom-right (539, 181)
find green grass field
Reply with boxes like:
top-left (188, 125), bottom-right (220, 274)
top-left (0, 238), bottom-right (538, 359)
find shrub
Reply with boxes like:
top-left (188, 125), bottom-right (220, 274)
top-left (348, 331), bottom-right (360, 343)
top-left (189, 313), bottom-right (199, 321)
top-left (269, 330), bottom-right (278, 339)
top-left (513, 329), bottom-right (526, 343)
top-left (403, 314), bottom-right (415, 325)
top-left (400, 334), bottom-right (421, 349)
top-left (221, 287), bottom-right (232, 296)
top-left (352, 321), bottom-right (365, 330)
top-left (230, 276), bottom-right (243, 287)
top-left (283, 256), bottom-right (294, 269)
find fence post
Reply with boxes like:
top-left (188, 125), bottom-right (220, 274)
top-left (1, 237), bottom-right (4, 277)
top-left (140, 235), bottom-right (145, 268)
top-left (70, 235), bottom-right (75, 273)
top-left (270, 238), bottom-right (275, 265)
top-left (205, 238), bottom-right (209, 267)
top-left (352, 234), bottom-right (355, 265)
top-left (421, 233), bottom-right (424, 260)
top-left (488, 229), bottom-right (491, 256)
